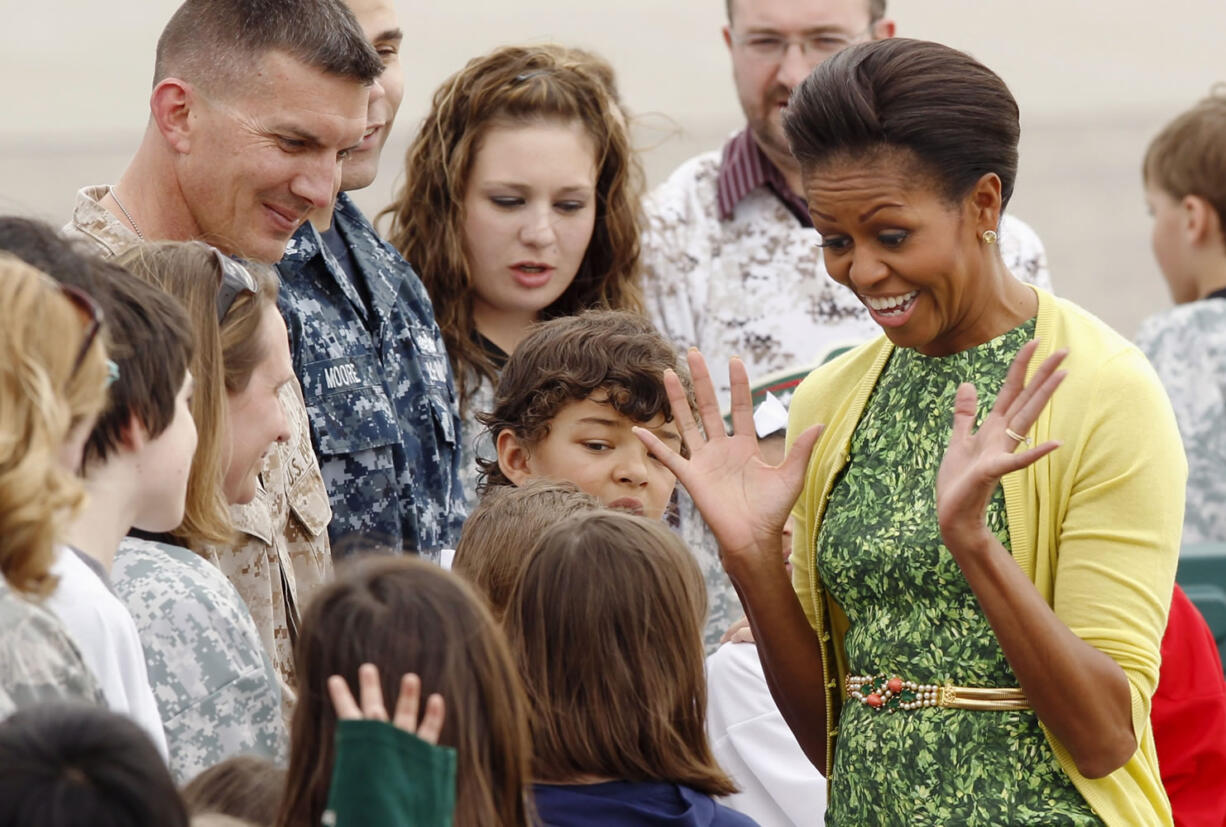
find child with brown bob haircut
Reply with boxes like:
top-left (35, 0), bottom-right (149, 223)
top-left (451, 480), bottom-right (602, 623)
top-left (479, 309), bottom-right (691, 522)
top-left (504, 511), bottom-right (753, 826)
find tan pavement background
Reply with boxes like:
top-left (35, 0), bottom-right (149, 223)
top-left (2, 1), bottom-right (1223, 339)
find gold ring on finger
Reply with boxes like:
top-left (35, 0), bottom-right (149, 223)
top-left (1005, 427), bottom-right (1031, 447)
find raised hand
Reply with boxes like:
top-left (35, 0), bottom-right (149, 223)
top-left (936, 340), bottom-right (1067, 554)
top-left (327, 663), bottom-right (446, 745)
top-left (634, 349), bottom-right (823, 569)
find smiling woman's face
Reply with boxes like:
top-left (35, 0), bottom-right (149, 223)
top-left (223, 304), bottom-right (295, 504)
top-left (804, 152), bottom-right (1014, 357)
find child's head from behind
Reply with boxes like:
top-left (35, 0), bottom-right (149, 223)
top-left (453, 479), bottom-right (603, 622)
top-left (280, 557), bottom-right (531, 827)
top-left (0, 702), bottom-right (188, 827)
top-left (1143, 88), bottom-right (1226, 304)
top-left (181, 755), bottom-right (283, 827)
top-left (504, 511), bottom-right (735, 795)
top-left (480, 310), bottom-right (691, 521)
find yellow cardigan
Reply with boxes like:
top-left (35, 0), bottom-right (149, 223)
top-left (786, 288), bottom-right (1184, 826)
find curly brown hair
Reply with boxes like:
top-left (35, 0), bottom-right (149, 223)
top-left (381, 45), bottom-right (645, 414)
top-left (476, 310), bottom-right (693, 490)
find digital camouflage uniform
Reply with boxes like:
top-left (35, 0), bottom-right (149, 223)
top-left (112, 538), bottom-right (287, 784)
top-left (279, 193), bottom-right (465, 556)
top-left (642, 140), bottom-right (1054, 648)
top-left (65, 185), bottom-right (334, 698)
top-left (1135, 297), bottom-right (1226, 544)
top-left (0, 578), bottom-right (105, 719)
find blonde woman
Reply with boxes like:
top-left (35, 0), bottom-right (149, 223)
top-left (0, 254), bottom-right (110, 715)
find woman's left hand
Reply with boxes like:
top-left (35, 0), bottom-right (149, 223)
top-left (327, 663), bottom-right (446, 745)
top-left (936, 340), bottom-right (1067, 553)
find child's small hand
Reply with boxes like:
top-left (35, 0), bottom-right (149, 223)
top-left (720, 615), bottom-right (755, 644)
top-left (327, 663), bottom-right (446, 745)
top-left (634, 349), bottom-right (822, 575)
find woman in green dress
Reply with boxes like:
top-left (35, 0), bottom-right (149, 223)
top-left (636, 39), bottom-right (1183, 825)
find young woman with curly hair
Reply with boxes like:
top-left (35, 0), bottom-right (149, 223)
top-left (382, 44), bottom-right (645, 500)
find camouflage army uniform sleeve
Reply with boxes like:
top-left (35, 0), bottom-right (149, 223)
top-left (0, 580), bottom-right (105, 716)
top-left (112, 538), bottom-right (287, 784)
top-left (676, 489), bottom-right (744, 653)
top-left (1136, 301), bottom-right (1226, 544)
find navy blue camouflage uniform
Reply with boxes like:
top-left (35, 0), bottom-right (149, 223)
top-left (278, 193), bottom-right (465, 556)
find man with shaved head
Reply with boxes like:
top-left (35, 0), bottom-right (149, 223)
top-left (63, 0), bottom-right (384, 706)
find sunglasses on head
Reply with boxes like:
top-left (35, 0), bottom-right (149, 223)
top-left (55, 281), bottom-right (117, 385)
top-left (208, 245), bottom-right (258, 323)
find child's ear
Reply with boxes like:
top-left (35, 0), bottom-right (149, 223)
top-left (495, 430), bottom-right (535, 486)
top-left (1182, 195), bottom-right (1218, 245)
top-left (119, 412), bottom-right (150, 453)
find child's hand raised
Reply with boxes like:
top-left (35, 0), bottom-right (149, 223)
top-left (327, 663), bottom-right (446, 745)
top-left (634, 350), bottom-right (823, 576)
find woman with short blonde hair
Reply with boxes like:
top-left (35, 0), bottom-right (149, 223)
top-left (0, 255), bottom-right (109, 596)
top-left (0, 254), bottom-right (110, 712)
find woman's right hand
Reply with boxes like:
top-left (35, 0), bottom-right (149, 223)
top-left (635, 349), bottom-right (823, 572)
top-left (327, 663), bottom-right (446, 745)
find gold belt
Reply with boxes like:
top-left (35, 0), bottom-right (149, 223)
top-left (845, 674), bottom-right (1030, 712)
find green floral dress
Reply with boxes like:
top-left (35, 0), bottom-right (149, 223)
top-left (818, 319), bottom-right (1102, 825)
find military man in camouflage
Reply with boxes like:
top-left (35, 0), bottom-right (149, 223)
top-left (63, 0), bottom-right (385, 692)
top-left (278, 0), bottom-right (465, 557)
